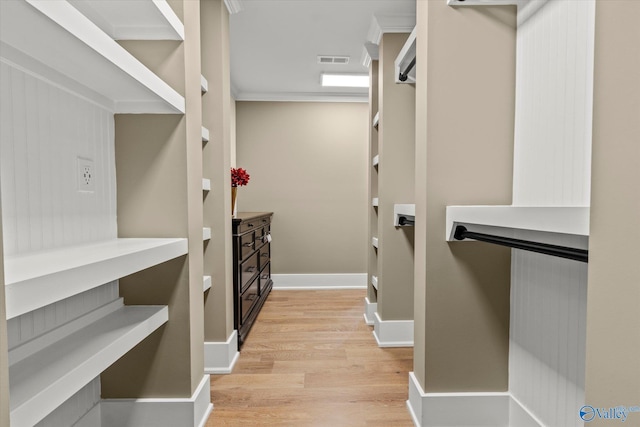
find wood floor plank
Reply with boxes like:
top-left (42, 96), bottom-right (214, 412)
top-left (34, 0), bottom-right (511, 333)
top-left (206, 290), bottom-right (414, 426)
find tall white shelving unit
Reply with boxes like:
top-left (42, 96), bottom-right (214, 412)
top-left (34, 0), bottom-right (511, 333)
top-left (0, 1), bottom-right (198, 425)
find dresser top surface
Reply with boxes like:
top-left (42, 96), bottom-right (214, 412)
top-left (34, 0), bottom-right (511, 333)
top-left (232, 212), bottom-right (273, 224)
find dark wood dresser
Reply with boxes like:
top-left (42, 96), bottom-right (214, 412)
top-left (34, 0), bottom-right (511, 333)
top-left (232, 212), bottom-right (273, 347)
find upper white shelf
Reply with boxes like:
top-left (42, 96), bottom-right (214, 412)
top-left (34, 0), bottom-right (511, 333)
top-left (372, 197), bottom-right (379, 207)
top-left (372, 155), bottom-right (379, 167)
top-left (445, 206), bottom-right (590, 241)
top-left (201, 75), bottom-right (209, 93)
top-left (9, 302), bottom-right (168, 426)
top-left (203, 275), bottom-right (212, 292)
top-left (67, 0), bottom-right (184, 40)
top-left (395, 27), bottom-right (416, 84)
top-left (0, 0), bottom-right (185, 114)
top-left (4, 238), bottom-right (187, 319)
top-left (202, 127), bottom-right (210, 143)
top-left (372, 112), bottom-right (380, 130)
top-left (203, 227), bottom-right (212, 241)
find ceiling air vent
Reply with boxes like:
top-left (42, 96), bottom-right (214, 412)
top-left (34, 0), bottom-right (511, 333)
top-left (318, 55), bottom-right (350, 65)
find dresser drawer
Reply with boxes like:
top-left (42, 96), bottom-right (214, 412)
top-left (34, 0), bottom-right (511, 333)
top-left (240, 232), bottom-right (257, 260)
top-left (259, 243), bottom-right (270, 268)
top-left (240, 278), bottom-right (259, 323)
top-left (259, 262), bottom-right (271, 293)
top-left (240, 251), bottom-right (259, 292)
top-left (238, 219), bottom-right (259, 234)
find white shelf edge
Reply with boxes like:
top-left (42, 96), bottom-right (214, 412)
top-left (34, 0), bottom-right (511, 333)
top-left (150, 0), bottom-right (185, 40)
top-left (203, 227), bottom-right (212, 241)
top-left (1, 0), bottom-right (185, 114)
top-left (4, 238), bottom-right (187, 319)
top-left (394, 26), bottom-right (417, 84)
top-left (203, 275), bottom-right (212, 292)
top-left (202, 178), bottom-right (211, 192)
top-left (372, 112), bottom-right (380, 129)
top-left (371, 275), bottom-right (378, 290)
top-left (372, 237), bottom-right (379, 248)
top-left (201, 75), bottom-right (208, 93)
top-left (372, 197), bottom-right (379, 207)
top-left (372, 155), bottom-right (379, 167)
top-left (445, 205), bottom-right (590, 241)
top-left (202, 126), bottom-right (210, 143)
top-left (9, 304), bottom-right (168, 427)
top-left (394, 204), bottom-right (416, 226)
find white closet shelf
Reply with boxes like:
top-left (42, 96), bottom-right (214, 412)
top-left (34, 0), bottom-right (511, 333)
top-left (201, 75), bottom-right (209, 93)
top-left (372, 112), bottom-right (380, 129)
top-left (371, 275), bottom-right (378, 290)
top-left (9, 302), bottom-right (168, 427)
top-left (202, 126), bottom-right (210, 143)
top-left (445, 205), bottom-right (590, 241)
top-left (372, 197), bottom-right (379, 207)
top-left (372, 237), bottom-right (379, 248)
top-left (395, 27), bottom-right (416, 84)
top-left (4, 238), bottom-right (187, 319)
top-left (447, 0), bottom-right (519, 5)
top-left (202, 178), bottom-right (211, 192)
top-left (203, 227), bottom-right (212, 241)
top-left (372, 155), bottom-right (379, 167)
top-left (67, 0), bottom-right (184, 41)
top-left (203, 275), bottom-right (212, 292)
top-left (0, 0), bottom-right (184, 114)
top-left (394, 204), bottom-right (415, 226)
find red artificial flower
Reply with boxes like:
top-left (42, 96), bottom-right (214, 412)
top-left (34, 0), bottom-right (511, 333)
top-left (231, 168), bottom-right (250, 187)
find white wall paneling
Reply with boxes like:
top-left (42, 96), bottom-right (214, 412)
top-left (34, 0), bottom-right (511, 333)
top-left (510, 239), bottom-right (588, 427)
top-left (513, 0), bottom-right (595, 206)
top-left (0, 61), bottom-right (117, 257)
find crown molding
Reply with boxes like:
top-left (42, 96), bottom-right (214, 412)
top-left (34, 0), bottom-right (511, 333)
top-left (234, 91), bottom-right (368, 103)
top-left (361, 42), bottom-right (379, 67)
top-left (366, 14), bottom-right (416, 45)
top-left (224, 0), bottom-right (243, 15)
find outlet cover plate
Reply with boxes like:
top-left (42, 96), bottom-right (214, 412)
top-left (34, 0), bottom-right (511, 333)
top-left (77, 157), bottom-right (95, 192)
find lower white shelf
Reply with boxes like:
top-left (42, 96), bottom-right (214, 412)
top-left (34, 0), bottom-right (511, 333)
top-left (445, 205), bottom-right (590, 241)
top-left (394, 204), bottom-right (415, 226)
top-left (372, 198), bottom-right (379, 207)
top-left (203, 275), bottom-right (212, 292)
top-left (9, 302), bottom-right (168, 427)
top-left (372, 237), bottom-right (379, 248)
top-left (371, 275), bottom-right (378, 290)
top-left (202, 126), bottom-right (210, 143)
top-left (202, 178), bottom-right (211, 192)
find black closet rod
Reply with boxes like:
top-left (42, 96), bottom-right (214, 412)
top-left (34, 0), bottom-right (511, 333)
top-left (399, 216), bottom-right (415, 226)
top-left (399, 56), bottom-right (416, 82)
top-left (453, 225), bottom-right (588, 263)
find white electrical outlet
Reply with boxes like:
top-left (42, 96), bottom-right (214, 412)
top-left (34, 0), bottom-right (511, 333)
top-left (77, 157), bottom-right (95, 192)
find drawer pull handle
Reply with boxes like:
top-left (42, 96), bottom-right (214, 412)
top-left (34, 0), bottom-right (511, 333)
top-left (245, 294), bottom-right (257, 301)
top-left (261, 274), bottom-right (269, 280)
top-left (246, 266), bottom-right (256, 273)
top-left (261, 253), bottom-right (268, 257)
top-left (247, 223), bottom-right (254, 227)
top-left (243, 241), bottom-right (255, 247)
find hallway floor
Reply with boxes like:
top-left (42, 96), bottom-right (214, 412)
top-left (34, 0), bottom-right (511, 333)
top-left (205, 289), bottom-right (414, 426)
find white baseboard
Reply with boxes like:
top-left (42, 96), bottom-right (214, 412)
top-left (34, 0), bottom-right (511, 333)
top-left (406, 372), bottom-right (542, 427)
top-left (372, 312), bottom-right (413, 347)
top-left (271, 273), bottom-right (367, 290)
top-left (204, 330), bottom-right (240, 374)
top-left (100, 375), bottom-right (213, 427)
top-left (363, 297), bottom-right (377, 326)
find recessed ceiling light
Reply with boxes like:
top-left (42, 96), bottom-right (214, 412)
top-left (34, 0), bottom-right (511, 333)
top-left (321, 73), bottom-right (369, 88)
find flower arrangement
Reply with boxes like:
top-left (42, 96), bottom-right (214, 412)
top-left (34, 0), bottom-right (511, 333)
top-left (231, 167), bottom-right (250, 187)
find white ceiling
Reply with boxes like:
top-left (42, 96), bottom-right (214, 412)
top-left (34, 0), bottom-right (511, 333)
top-left (228, 0), bottom-right (416, 102)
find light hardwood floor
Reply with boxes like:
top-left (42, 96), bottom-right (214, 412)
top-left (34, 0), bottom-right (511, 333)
top-left (206, 289), bottom-right (414, 426)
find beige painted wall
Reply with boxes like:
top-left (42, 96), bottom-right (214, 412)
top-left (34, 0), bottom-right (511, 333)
top-left (236, 101), bottom-right (368, 274)
top-left (585, 0), bottom-right (640, 417)
top-left (414, 1), bottom-right (516, 392)
top-left (105, 0), bottom-right (205, 397)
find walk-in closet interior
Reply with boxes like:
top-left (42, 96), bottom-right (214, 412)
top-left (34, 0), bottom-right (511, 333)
top-left (1, 0), bottom-right (638, 426)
